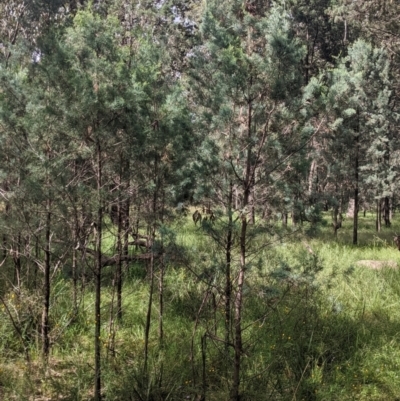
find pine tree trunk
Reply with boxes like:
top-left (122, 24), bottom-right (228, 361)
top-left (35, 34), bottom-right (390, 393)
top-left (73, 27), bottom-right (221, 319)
top-left (159, 189), bottom-right (165, 347)
top-left (225, 181), bottom-right (233, 360)
top-left (235, 186), bottom-right (239, 210)
top-left (94, 141), bottom-right (103, 401)
top-left (158, 189), bottom-right (166, 390)
top-left (122, 196), bottom-right (130, 305)
top-left (2, 198), bottom-right (9, 262)
top-left (332, 205), bottom-right (342, 239)
top-left (72, 161), bottom-right (79, 311)
top-left (13, 235), bottom-right (21, 292)
top-left (353, 132), bottom-right (359, 245)
top-left (250, 185), bottom-right (255, 225)
top-left (42, 197), bottom-right (51, 359)
top-left (232, 211), bottom-right (246, 401)
top-left (116, 193), bottom-right (123, 322)
top-left (376, 199), bottom-right (381, 232)
top-left (231, 98), bottom-right (252, 401)
top-left (144, 154), bottom-right (159, 376)
top-left (33, 236), bottom-right (39, 290)
top-left (144, 234), bottom-right (154, 375)
top-left (72, 249), bottom-right (78, 309)
top-left (282, 212), bottom-right (288, 227)
top-left (384, 196), bottom-right (391, 227)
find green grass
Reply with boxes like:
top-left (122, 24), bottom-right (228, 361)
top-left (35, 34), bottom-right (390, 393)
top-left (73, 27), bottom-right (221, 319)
top-left (1, 212), bottom-right (400, 400)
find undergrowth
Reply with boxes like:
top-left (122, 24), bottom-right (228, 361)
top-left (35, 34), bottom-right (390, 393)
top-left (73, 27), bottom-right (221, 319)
top-left (1, 213), bottom-right (400, 400)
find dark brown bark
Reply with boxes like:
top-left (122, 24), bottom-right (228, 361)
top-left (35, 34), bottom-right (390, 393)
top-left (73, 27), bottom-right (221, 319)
top-left (225, 181), bottom-right (233, 358)
top-left (231, 98), bottom-right (252, 401)
top-left (72, 161), bottom-right (79, 311)
top-left (353, 132), bottom-right (359, 245)
top-left (332, 204), bottom-right (342, 238)
top-left (42, 197), bottom-right (51, 359)
top-left (158, 189), bottom-right (166, 390)
top-left (376, 198), bottom-right (381, 232)
top-left (94, 141), bottom-right (103, 401)
top-left (144, 154), bottom-right (159, 375)
top-left (384, 196), bottom-right (391, 227)
top-left (116, 194), bottom-right (123, 322)
top-left (13, 234), bottom-right (21, 292)
top-left (144, 235), bottom-right (154, 375)
top-left (282, 212), bottom-right (288, 227)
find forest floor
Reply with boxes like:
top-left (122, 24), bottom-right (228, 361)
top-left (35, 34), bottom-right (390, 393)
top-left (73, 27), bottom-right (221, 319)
top-left (1, 212), bottom-right (400, 400)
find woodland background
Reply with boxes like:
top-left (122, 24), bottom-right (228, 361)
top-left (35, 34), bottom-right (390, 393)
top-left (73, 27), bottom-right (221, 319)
top-left (1, 1), bottom-right (400, 400)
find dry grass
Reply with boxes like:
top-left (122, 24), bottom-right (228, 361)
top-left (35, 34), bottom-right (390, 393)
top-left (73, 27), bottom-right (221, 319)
top-left (355, 259), bottom-right (398, 269)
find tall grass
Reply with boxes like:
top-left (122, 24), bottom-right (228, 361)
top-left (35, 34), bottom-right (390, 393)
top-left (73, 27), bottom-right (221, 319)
top-left (1, 212), bottom-right (400, 399)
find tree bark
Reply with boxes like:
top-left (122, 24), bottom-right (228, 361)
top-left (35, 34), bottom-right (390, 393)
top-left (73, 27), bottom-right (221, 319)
top-left (353, 131), bottom-right (359, 245)
top-left (42, 196), bottom-right (51, 359)
top-left (384, 196), bottom-right (391, 227)
top-left (94, 141), bottom-right (103, 401)
top-left (225, 181), bottom-right (233, 360)
top-left (116, 191), bottom-right (123, 322)
top-left (144, 233), bottom-right (154, 375)
top-left (282, 212), bottom-right (288, 227)
top-left (376, 198), bottom-right (381, 232)
top-left (231, 97), bottom-right (252, 401)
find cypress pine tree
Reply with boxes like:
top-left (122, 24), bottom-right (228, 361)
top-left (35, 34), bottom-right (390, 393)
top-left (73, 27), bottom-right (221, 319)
top-left (190, 2), bottom-right (309, 398)
top-left (314, 39), bottom-right (393, 243)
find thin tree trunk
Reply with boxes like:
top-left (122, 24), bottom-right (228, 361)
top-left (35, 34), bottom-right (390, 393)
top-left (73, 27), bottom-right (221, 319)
top-left (116, 193), bottom-right (123, 321)
top-left (282, 212), bottom-right (288, 227)
top-left (144, 154), bottom-right (159, 376)
top-left (72, 160), bottom-right (79, 311)
top-left (72, 225), bottom-right (78, 311)
top-left (225, 181), bottom-right (233, 361)
top-left (13, 234), bottom-right (21, 292)
top-left (122, 195), bottom-right (130, 306)
top-left (107, 276), bottom-right (116, 359)
top-left (2, 199), bottom-right (9, 262)
top-left (42, 147), bottom-right (52, 360)
top-left (42, 197), bottom-right (51, 359)
top-left (384, 196), bottom-right (391, 227)
top-left (144, 234), bottom-right (154, 375)
top-left (332, 205), bottom-right (340, 238)
top-left (376, 198), bottom-right (381, 232)
top-left (33, 236), bottom-right (39, 290)
top-left (353, 131), bottom-right (359, 245)
top-left (231, 97), bottom-right (252, 401)
top-left (158, 188), bottom-right (165, 390)
top-left (235, 186), bottom-right (239, 210)
top-left (159, 188), bottom-right (165, 346)
top-left (94, 141), bottom-right (103, 401)
top-left (250, 182), bottom-right (255, 224)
